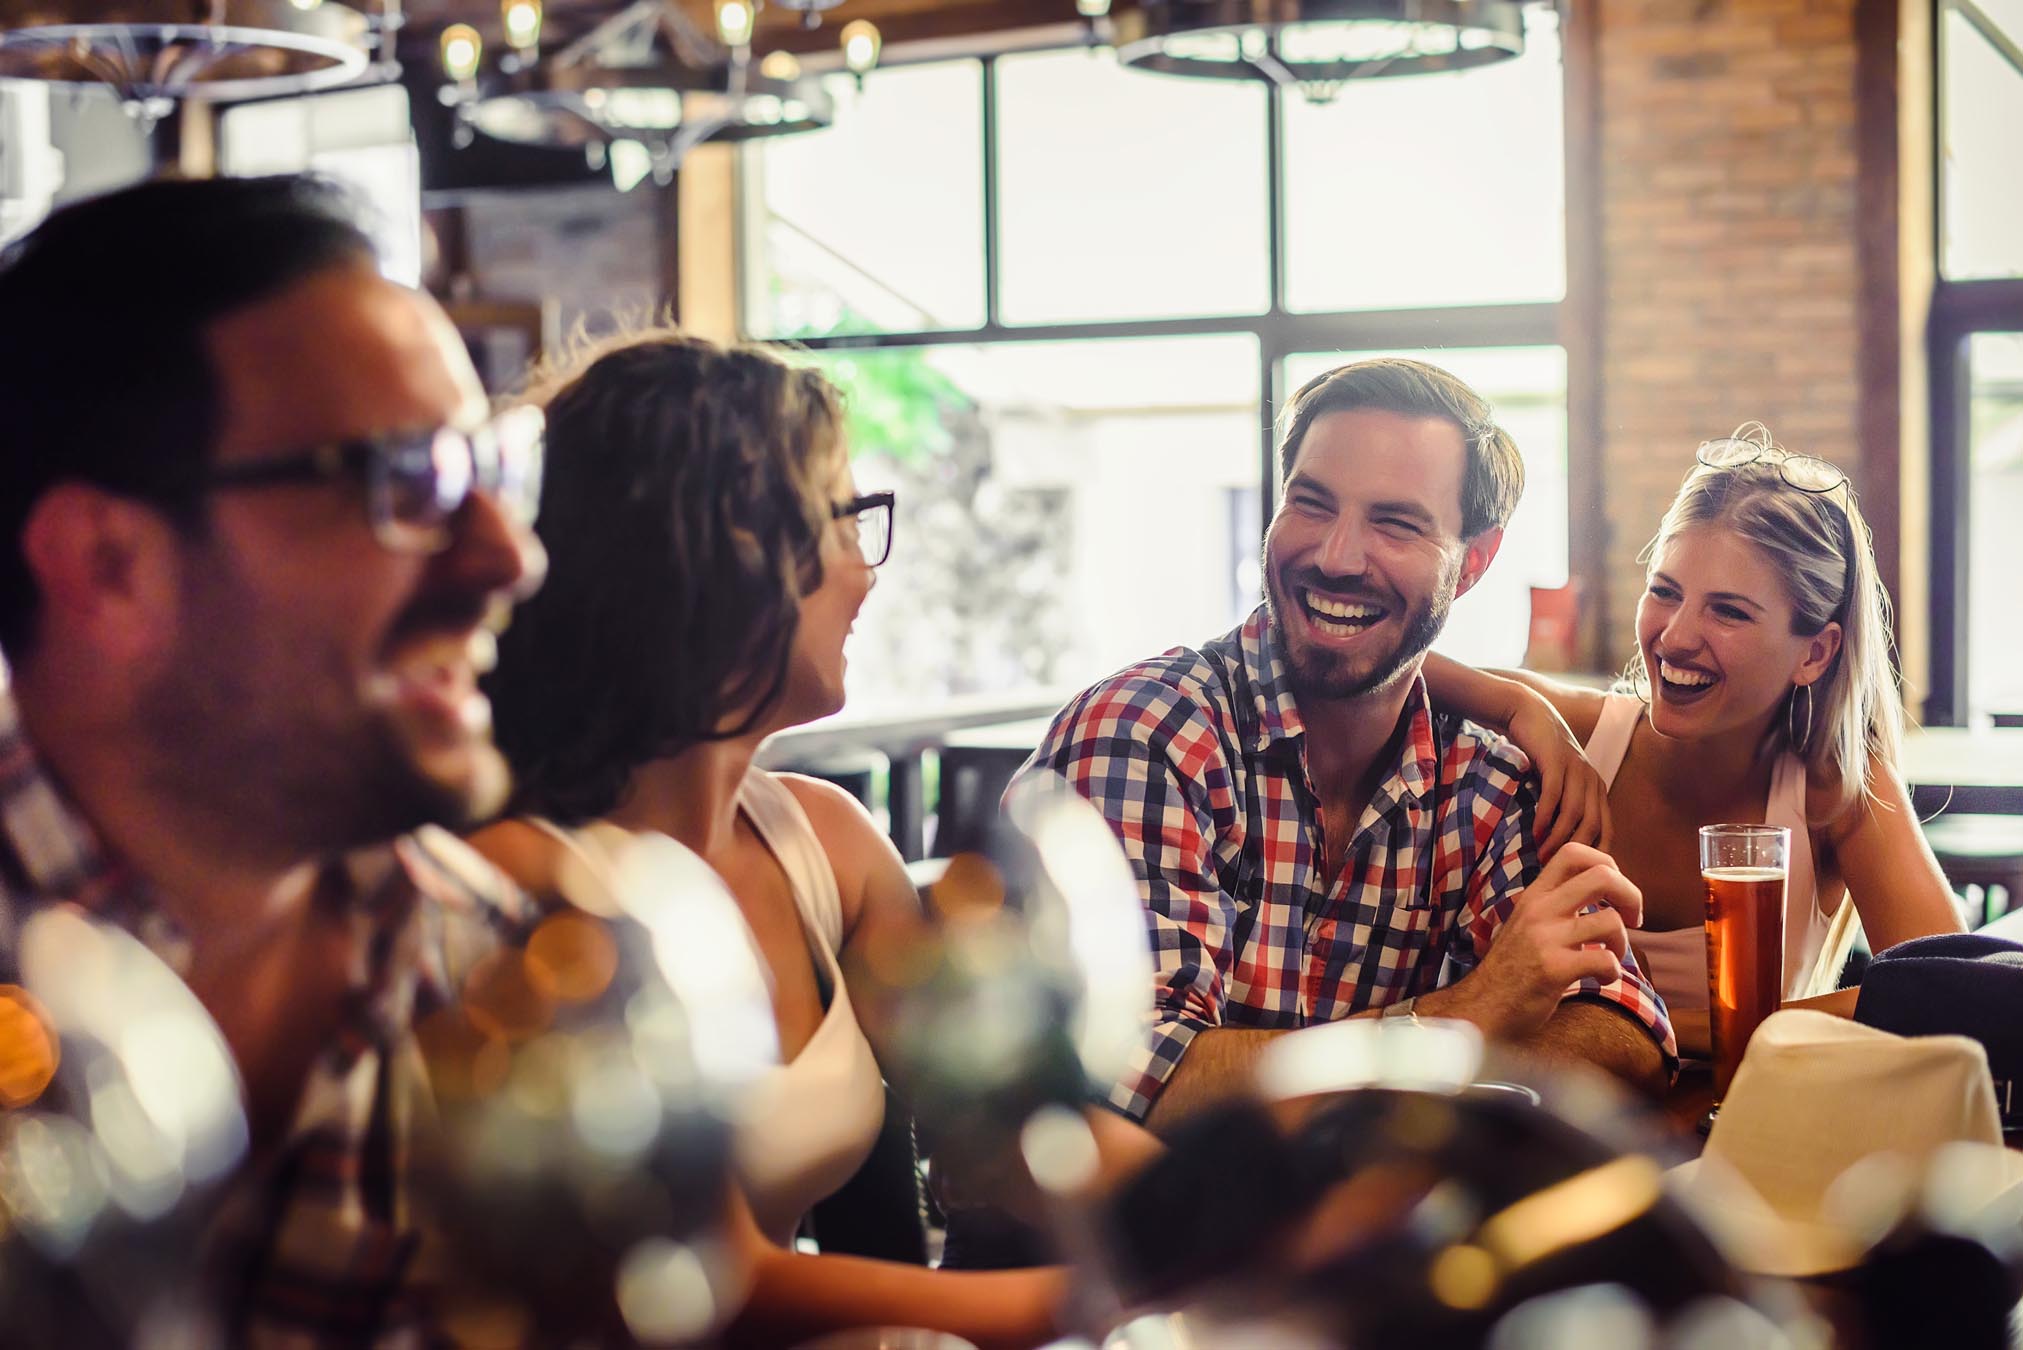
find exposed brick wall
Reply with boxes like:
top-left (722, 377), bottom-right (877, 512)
top-left (1592, 0), bottom-right (1864, 662)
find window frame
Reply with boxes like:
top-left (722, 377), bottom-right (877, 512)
top-left (736, 38), bottom-right (1569, 632)
top-left (1926, 0), bottom-right (2023, 724)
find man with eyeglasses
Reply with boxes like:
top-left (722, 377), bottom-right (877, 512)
top-left (0, 175), bottom-right (545, 1338)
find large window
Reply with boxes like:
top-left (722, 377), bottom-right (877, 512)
top-left (740, 15), bottom-right (1568, 715)
top-left (1963, 335), bottom-right (2023, 717)
top-left (1940, 0), bottom-right (2023, 282)
top-left (742, 62), bottom-right (986, 335)
top-left (1930, 0), bottom-right (2023, 722)
top-left (1282, 19), bottom-right (1565, 313)
top-left (994, 50), bottom-right (1271, 324)
top-left (810, 336), bottom-right (1261, 711)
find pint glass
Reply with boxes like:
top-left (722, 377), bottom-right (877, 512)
top-left (1700, 824), bottom-right (1789, 1098)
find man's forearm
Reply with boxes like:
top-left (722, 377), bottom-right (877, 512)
top-left (1509, 999), bottom-right (1668, 1097)
top-left (1141, 1026), bottom-right (1293, 1137)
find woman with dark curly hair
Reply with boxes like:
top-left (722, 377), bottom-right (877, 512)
top-left (474, 328), bottom-right (1075, 1348)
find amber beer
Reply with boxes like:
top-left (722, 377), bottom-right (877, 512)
top-left (1700, 825), bottom-right (1789, 1099)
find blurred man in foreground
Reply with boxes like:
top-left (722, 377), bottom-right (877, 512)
top-left (0, 174), bottom-right (545, 1339)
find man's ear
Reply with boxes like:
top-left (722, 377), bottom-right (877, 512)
top-left (20, 484), bottom-right (184, 658)
top-left (1454, 527), bottom-right (1504, 600)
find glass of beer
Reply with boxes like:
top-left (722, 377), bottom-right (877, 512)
top-left (1700, 824), bottom-right (1789, 1101)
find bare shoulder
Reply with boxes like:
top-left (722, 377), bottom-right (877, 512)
top-left (465, 817), bottom-right (571, 902)
top-left (772, 771), bottom-right (900, 887)
top-left (1808, 748), bottom-right (1914, 847)
top-left (772, 771), bottom-right (918, 939)
top-left (774, 771), bottom-right (884, 848)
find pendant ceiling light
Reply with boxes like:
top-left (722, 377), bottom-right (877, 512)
top-left (0, 0), bottom-right (381, 113)
top-left (447, 0), bottom-right (832, 185)
top-left (1115, 0), bottom-right (1525, 102)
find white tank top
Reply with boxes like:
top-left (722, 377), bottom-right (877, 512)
top-left (1582, 693), bottom-right (1854, 1009)
top-left (532, 770), bottom-right (886, 1245)
top-left (731, 769), bottom-right (886, 1244)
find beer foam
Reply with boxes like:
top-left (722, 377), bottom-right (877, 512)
top-left (1702, 867), bottom-right (1786, 882)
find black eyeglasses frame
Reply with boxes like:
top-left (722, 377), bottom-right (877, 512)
top-left (831, 490), bottom-right (896, 568)
top-left (194, 407), bottom-right (545, 554)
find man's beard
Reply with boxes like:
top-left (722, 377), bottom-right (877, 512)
top-left (137, 566), bottom-right (509, 861)
top-left (139, 655), bottom-right (506, 858)
top-left (1265, 555), bottom-right (1460, 703)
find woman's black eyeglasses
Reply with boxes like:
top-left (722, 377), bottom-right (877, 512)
top-left (1695, 429), bottom-right (1849, 497)
top-left (832, 490), bottom-right (896, 568)
top-left (197, 406), bottom-right (545, 553)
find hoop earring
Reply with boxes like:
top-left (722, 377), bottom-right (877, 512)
top-left (1788, 682), bottom-right (1814, 753)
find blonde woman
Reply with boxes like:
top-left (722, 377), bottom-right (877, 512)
top-left (1428, 427), bottom-right (1961, 1056)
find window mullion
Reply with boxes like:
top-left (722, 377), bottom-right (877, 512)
top-left (982, 55), bottom-right (1002, 331)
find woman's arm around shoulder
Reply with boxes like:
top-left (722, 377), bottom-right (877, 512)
top-left (1814, 749), bottom-right (1966, 954)
top-left (1420, 653), bottom-right (1616, 858)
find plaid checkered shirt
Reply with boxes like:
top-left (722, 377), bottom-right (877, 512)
top-left (0, 683), bottom-right (533, 1346)
top-left (1022, 607), bottom-right (1677, 1121)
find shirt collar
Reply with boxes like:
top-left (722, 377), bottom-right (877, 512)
top-left (1237, 606), bottom-right (1308, 754)
top-left (0, 681), bottom-right (168, 942)
top-left (1234, 606), bottom-right (1443, 803)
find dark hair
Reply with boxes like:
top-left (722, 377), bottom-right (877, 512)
top-left (0, 174), bottom-right (377, 655)
top-left (1276, 357), bottom-right (1524, 539)
top-left (487, 329), bottom-right (845, 824)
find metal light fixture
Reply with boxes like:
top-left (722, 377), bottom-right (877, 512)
top-left (713, 0), bottom-right (754, 48)
top-left (449, 0), bottom-right (834, 187)
top-left (502, 0), bottom-right (542, 51)
top-left (441, 22), bottom-right (482, 80)
top-left (1116, 0), bottom-right (1526, 101)
top-left (0, 0), bottom-right (378, 111)
top-left (769, 0), bottom-right (844, 29)
top-left (838, 17), bottom-right (877, 75)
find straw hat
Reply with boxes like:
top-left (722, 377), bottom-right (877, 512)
top-left (1667, 1009), bottom-right (2023, 1277)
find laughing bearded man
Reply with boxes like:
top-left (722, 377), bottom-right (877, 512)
top-left (1019, 358), bottom-right (1675, 1132)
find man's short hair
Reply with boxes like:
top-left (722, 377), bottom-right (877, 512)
top-left (0, 174), bottom-right (378, 655)
top-left (1275, 357), bottom-right (1524, 540)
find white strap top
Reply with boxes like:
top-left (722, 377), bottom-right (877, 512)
top-left (1583, 693), bottom-right (1850, 1008)
top-left (730, 769), bottom-right (886, 1244)
top-left (531, 771), bottom-right (885, 1246)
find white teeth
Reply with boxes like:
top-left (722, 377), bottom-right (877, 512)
top-left (1305, 593), bottom-right (1381, 621)
top-left (395, 634), bottom-right (485, 680)
top-left (1659, 660), bottom-right (1715, 687)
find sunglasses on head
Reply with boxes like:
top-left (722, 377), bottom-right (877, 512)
top-left (1694, 434), bottom-right (1849, 497)
top-left (197, 406), bottom-right (545, 552)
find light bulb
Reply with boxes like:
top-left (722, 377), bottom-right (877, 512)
top-left (502, 0), bottom-right (542, 50)
top-left (441, 24), bottom-right (483, 81)
top-left (840, 19), bottom-right (880, 75)
top-left (1076, 0), bottom-right (1110, 15)
top-left (758, 49), bottom-right (801, 81)
top-left (715, 0), bottom-right (755, 48)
